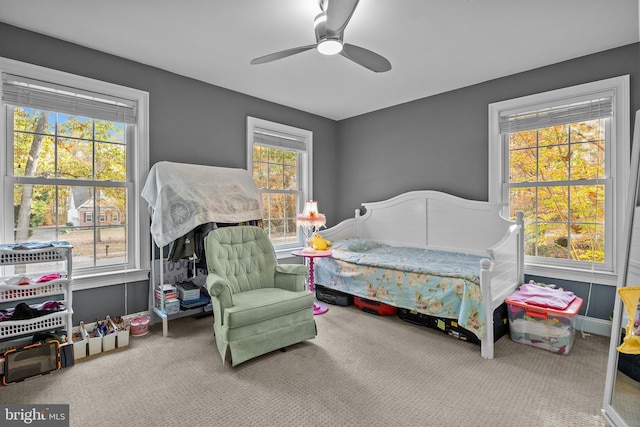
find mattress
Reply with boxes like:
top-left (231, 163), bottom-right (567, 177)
top-left (314, 238), bottom-right (489, 339)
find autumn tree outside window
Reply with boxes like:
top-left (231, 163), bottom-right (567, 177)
top-left (247, 117), bottom-right (313, 253)
top-left (1, 58), bottom-right (149, 289)
top-left (489, 76), bottom-right (630, 285)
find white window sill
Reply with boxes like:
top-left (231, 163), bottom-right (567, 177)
top-left (72, 268), bottom-right (150, 291)
top-left (72, 248), bottom-right (303, 290)
top-left (525, 262), bottom-right (617, 286)
top-left (275, 246), bottom-right (305, 262)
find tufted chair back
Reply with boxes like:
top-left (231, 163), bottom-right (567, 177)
top-left (204, 226), bottom-right (278, 294)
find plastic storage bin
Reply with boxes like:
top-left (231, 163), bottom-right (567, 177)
top-left (71, 325), bottom-right (88, 360)
top-left (100, 318), bottom-right (117, 352)
top-left (398, 303), bottom-right (509, 345)
top-left (315, 285), bottom-right (353, 306)
top-left (354, 297), bottom-right (397, 316)
top-left (505, 295), bottom-right (583, 355)
top-left (130, 316), bottom-right (149, 337)
top-left (111, 317), bottom-right (130, 348)
top-left (82, 321), bottom-right (103, 356)
top-left (164, 299), bottom-right (180, 315)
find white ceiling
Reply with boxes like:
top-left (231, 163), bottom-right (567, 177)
top-left (0, 0), bottom-right (638, 120)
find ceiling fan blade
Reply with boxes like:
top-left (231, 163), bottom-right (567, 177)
top-left (325, 0), bottom-right (360, 34)
top-left (341, 43), bottom-right (391, 73)
top-left (250, 45), bottom-right (316, 65)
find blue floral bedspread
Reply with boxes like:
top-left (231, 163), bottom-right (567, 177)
top-left (314, 238), bottom-right (488, 340)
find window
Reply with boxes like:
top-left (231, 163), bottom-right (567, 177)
top-left (489, 76), bottom-right (630, 285)
top-left (247, 117), bottom-right (312, 252)
top-left (0, 57), bottom-right (149, 289)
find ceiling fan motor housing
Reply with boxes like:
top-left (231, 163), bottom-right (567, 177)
top-left (314, 11), bottom-right (343, 55)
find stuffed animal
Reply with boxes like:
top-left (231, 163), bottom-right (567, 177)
top-left (310, 233), bottom-right (331, 250)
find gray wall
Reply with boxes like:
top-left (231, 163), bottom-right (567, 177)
top-left (1, 22), bottom-right (638, 324)
top-left (335, 42), bottom-right (640, 222)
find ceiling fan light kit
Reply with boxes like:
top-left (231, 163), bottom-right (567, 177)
top-left (250, 0), bottom-right (391, 72)
top-left (317, 39), bottom-right (343, 55)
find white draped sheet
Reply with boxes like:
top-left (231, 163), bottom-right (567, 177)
top-left (141, 161), bottom-right (263, 247)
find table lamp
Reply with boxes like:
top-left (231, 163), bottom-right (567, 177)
top-left (296, 200), bottom-right (326, 253)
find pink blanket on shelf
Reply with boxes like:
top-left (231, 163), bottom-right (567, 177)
top-left (508, 283), bottom-right (576, 310)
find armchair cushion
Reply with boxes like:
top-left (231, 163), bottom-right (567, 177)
top-left (224, 288), bottom-right (314, 329)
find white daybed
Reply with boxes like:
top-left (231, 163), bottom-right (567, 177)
top-left (315, 190), bottom-right (524, 359)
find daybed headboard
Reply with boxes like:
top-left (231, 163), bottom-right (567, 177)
top-left (320, 190), bottom-right (516, 255)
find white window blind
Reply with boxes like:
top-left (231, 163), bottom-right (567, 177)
top-left (499, 95), bottom-right (613, 134)
top-left (2, 73), bottom-right (137, 124)
top-left (253, 126), bottom-right (307, 152)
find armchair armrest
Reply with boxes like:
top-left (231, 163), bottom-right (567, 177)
top-left (206, 273), bottom-right (234, 328)
top-left (206, 273), bottom-right (233, 310)
top-left (274, 264), bottom-right (308, 292)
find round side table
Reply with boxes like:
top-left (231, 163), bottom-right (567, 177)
top-left (291, 249), bottom-right (332, 315)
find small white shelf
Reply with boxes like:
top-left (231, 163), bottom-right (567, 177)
top-left (149, 243), bottom-right (211, 337)
top-left (0, 243), bottom-right (73, 345)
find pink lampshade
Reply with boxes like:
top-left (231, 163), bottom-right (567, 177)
top-left (296, 200), bottom-right (326, 229)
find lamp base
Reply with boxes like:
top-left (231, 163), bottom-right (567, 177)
top-left (302, 246), bottom-right (317, 254)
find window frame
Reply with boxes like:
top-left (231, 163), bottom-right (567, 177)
top-left (488, 76), bottom-right (630, 286)
top-left (246, 116), bottom-right (313, 256)
top-left (0, 56), bottom-right (150, 290)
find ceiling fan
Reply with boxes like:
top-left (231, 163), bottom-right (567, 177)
top-left (250, 0), bottom-right (391, 73)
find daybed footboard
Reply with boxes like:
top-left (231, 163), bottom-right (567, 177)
top-left (480, 211), bottom-right (524, 359)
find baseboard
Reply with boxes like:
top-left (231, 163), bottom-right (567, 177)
top-left (122, 311), bottom-right (149, 322)
top-left (575, 315), bottom-right (612, 337)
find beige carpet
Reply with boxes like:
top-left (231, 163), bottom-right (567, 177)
top-left (613, 372), bottom-right (640, 426)
top-left (0, 305), bottom-right (609, 427)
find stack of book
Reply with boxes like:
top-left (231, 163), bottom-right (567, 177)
top-left (177, 280), bottom-right (210, 310)
top-left (176, 281), bottom-right (200, 301)
top-left (155, 284), bottom-right (179, 308)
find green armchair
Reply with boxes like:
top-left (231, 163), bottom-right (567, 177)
top-left (204, 226), bottom-right (316, 366)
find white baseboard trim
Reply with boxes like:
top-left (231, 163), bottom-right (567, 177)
top-left (122, 310), bottom-right (149, 322)
top-left (575, 315), bottom-right (612, 337)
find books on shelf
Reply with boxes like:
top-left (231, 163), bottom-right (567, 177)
top-left (176, 280), bottom-right (201, 302)
top-left (155, 284), bottom-right (178, 301)
top-left (180, 295), bottom-right (210, 310)
top-left (154, 281), bottom-right (210, 313)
